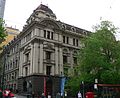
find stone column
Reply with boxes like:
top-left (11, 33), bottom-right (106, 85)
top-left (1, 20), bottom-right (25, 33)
top-left (30, 44), bottom-right (34, 74)
top-left (33, 42), bottom-right (39, 73)
top-left (51, 65), bottom-right (54, 75)
top-left (39, 43), bottom-right (43, 74)
top-left (55, 46), bottom-right (59, 75)
top-left (59, 47), bottom-right (63, 74)
top-left (70, 50), bottom-right (73, 68)
top-left (19, 51), bottom-right (23, 77)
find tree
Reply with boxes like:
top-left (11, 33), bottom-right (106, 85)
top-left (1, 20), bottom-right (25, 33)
top-left (0, 18), bottom-right (6, 43)
top-left (77, 21), bottom-right (120, 84)
top-left (65, 21), bottom-right (120, 96)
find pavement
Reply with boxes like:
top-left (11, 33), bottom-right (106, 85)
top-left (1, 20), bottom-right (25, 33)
top-left (14, 94), bottom-right (27, 98)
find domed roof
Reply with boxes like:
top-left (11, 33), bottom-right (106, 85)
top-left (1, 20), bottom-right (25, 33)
top-left (35, 4), bottom-right (54, 14)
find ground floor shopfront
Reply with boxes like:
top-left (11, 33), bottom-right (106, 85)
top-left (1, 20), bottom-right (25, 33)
top-left (18, 74), bottom-right (61, 97)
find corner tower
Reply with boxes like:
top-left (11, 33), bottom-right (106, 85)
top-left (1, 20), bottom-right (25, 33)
top-left (26, 4), bottom-right (57, 25)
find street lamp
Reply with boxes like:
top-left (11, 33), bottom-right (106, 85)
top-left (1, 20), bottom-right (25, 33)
top-left (94, 79), bottom-right (98, 98)
top-left (82, 81), bottom-right (85, 98)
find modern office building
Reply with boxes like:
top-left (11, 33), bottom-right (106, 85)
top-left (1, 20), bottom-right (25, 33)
top-left (0, 0), bottom-right (6, 18)
top-left (1, 4), bottom-right (90, 97)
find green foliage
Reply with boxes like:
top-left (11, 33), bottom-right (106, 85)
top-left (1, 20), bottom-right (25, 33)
top-left (78, 20), bottom-right (120, 84)
top-left (0, 18), bottom-right (6, 43)
top-left (65, 76), bottom-right (80, 96)
top-left (65, 21), bottom-right (120, 95)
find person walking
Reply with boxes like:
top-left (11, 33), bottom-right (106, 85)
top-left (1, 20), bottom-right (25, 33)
top-left (41, 93), bottom-right (45, 98)
top-left (78, 91), bottom-right (82, 98)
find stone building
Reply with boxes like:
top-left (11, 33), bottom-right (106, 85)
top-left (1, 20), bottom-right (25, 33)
top-left (1, 4), bottom-right (90, 97)
top-left (0, 26), bottom-right (20, 88)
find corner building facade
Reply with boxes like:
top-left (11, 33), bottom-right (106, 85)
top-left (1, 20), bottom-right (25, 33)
top-left (2, 4), bottom-right (90, 97)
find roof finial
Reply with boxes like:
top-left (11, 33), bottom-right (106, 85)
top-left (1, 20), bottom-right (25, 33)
top-left (41, 0), bottom-right (42, 4)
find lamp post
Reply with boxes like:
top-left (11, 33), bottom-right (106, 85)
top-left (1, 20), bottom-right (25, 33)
top-left (94, 79), bottom-right (98, 98)
top-left (82, 81), bottom-right (85, 98)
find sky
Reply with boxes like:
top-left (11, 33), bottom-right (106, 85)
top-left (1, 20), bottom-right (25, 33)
top-left (3, 0), bottom-right (120, 39)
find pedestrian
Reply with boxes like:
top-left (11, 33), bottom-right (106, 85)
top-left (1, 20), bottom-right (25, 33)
top-left (32, 91), bottom-right (35, 98)
top-left (78, 91), bottom-right (82, 98)
top-left (56, 92), bottom-right (61, 98)
top-left (41, 93), bottom-right (45, 98)
top-left (48, 92), bottom-right (51, 98)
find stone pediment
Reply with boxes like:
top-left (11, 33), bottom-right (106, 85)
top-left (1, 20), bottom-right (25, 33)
top-left (23, 45), bottom-right (31, 54)
top-left (40, 18), bottom-right (60, 30)
top-left (44, 43), bottom-right (54, 51)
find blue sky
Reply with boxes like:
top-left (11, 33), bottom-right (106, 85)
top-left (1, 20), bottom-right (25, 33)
top-left (4, 0), bottom-right (120, 39)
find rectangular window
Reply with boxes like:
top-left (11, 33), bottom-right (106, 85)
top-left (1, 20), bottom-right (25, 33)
top-left (44, 30), bottom-right (46, 38)
top-left (25, 53), bottom-right (29, 62)
top-left (63, 55), bottom-right (67, 64)
top-left (63, 36), bottom-right (65, 43)
top-left (47, 31), bottom-right (50, 39)
top-left (25, 67), bottom-right (28, 76)
top-left (76, 39), bottom-right (78, 46)
top-left (51, 32), bottom-right (53, 40)
top-left (46, 51), bottom-right (51, 60)
top-left (67, 37), bottom-right (69, 44)
top-left (64, 68), bottom-right (68, 76)
top-left (73, 38), bottom-right (75, 46)
top-left (73, 57), bottom-right (77, 65)
top-left (46, 66), bottom-right (51, 75)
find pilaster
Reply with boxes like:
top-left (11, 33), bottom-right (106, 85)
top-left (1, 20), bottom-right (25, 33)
top-left (39, 43), bottom-right (43, 74)
top-left (70, 50), bottom-right (73, 68)
top-left (55, 46), bottom-right (59, 75)
top-left (19, 51), bottom-right (23, 77)
top-left (59, 47), bottom-right (63, 74)
top-left (30, 44), bottom-right (34, 74)
top-left (33, 42), bottom-right (39, 73)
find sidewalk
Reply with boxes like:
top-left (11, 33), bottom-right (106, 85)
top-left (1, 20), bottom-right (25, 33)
top-left (14, 94), bottom-right (27, 98)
